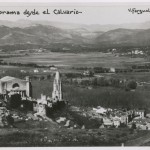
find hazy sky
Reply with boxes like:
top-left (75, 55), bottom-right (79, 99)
top-left (0, 3), bottom-right (150, 25)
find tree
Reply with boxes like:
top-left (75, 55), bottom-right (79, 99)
top-left (9, 94), bottom-right (21, 108)
top-left (127, 80), bottom-right (137, 90)
top-left (92, 78), bottom-right (97, 86)
top-left (131, 123), bottom-right (136, 130)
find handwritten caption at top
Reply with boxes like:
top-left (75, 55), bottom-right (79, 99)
top-left (0, 9), bottom-right (83, 17)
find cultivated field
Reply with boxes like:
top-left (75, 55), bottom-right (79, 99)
top-left (2, 52), bottom-right (146, 68)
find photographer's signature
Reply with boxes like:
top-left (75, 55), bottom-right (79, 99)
top-left (128, 8), bottom-right (150, 14)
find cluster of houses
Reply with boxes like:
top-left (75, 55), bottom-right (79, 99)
top-left (93, 106), bottom-right (150, 130)
top-left (20, 66), bottom-right (58, 74)
top-left (16, 48), bottom-right (47, 54)
top-left (82, 68), bottom-right (116, 76)
top-left (107, 48), bottom-right (145, 56)
top-left (71, 105), bottom-right (150, 130)
top-left (120, 50), bottom-right (144, 57)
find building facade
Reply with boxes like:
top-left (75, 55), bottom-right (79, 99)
top-left (0, 76), bottom-right (32, 98)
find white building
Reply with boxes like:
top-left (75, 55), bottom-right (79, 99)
top-left (110, 67), bottom-right (115, 73)
top-left (103, 117), bottom-right (113, 126)
top-left (50, 67), bottom-right (57, 71)
top-left (112, 116), bottom-right (121, 128)
top-left (0, 76), bottom-right (31, 98)
top-left (93, 106), bottom-right (107, 114)
top-left (33, 69), bottom-right (39, 73)
top-left (135, 110), bottom-right (145, 119)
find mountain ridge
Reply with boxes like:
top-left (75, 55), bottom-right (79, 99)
top-left (0, 20), bottom-right (150, 47)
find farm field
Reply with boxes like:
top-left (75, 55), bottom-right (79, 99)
top-left (31, 80), bottom-right (150, 110)
top-left (99, 72), bottom-right (150, 82)
top-left (2, 52), bottom-right (147, 68)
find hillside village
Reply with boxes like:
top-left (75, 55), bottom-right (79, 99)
top-left (0, 70), bottom-right (150, 133)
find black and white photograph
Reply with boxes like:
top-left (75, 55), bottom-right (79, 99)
top-left (0, 0), bottom-right (150, 147)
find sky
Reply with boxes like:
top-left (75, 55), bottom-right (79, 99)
top-left (0, 3), bottom-right (150, 25)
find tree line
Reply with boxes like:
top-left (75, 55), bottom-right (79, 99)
top-left (64, 76), bottom-right (137, 91)
top-left (0, 60), bottom-right (55, 68)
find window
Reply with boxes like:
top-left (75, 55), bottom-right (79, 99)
top-left (12, 83), bottom-right (19, 88)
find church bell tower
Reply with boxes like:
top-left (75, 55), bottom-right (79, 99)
top-left (52, 71), bottom-right (62, 101)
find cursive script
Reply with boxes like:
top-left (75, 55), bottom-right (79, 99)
top-left (128, 8), bottom-right (150, 14)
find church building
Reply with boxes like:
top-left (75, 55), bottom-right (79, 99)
top-left (0, 76), bottom-right (32, 99)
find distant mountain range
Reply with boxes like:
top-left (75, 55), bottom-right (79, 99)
top-left (96, 28), bottom-right (150, 46)
top-left (0, 20), bottom-right (150, 47)
top-left (2, 19), bottom-right (150, 31)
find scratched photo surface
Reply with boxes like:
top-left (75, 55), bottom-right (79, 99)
top-left (0, 2), bottom-right (150, 147)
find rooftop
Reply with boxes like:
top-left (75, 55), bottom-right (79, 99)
top-left (0, 76), bottom-right (15, 82)
top-left (0, 76), bottom-right (26, 82)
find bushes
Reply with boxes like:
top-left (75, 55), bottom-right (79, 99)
top-left (2, 70), bottom-right (30, 79)
top-left (126, 80), bottom-right (137, 90)
top-left (9, 94), bottom-right (21, 109)
top-left (67, 76), bottom-right (123, 88)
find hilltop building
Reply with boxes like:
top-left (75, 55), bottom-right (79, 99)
top-left (0, 76), bottom-right (32, 99)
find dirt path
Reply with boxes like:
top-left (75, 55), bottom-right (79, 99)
top-left (125, 132), bottom-right (150, 146)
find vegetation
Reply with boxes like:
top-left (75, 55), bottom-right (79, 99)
top-left (0, 116), bottom-right (147, 147)
top-left (31, 80), bottom-right (150, 111)
top-left (126, 80), bottom-right (137, 90)
top-left (0, 60), bottom-right (55, 68)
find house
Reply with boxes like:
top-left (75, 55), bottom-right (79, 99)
top-left (146, 113), bottom-right (150, 118)
top-left (109, 67), bottom-right (115, 73)
top-left (37, 94), bottom-right (47, 105)
top-left (62, 47), bottom-right (70, 51)
top-left (70, 106), bottom-right (80, 112)
top-left (33, 69), bottom-right (39, 73)
top-left (93, 106), bottom-right (107, 114)
top-left (134, 110), bottom-right (145, 119)
top-left (136, 122), bottom-right (147, 130)
top-left (112, 48), bottom-right (117, 53)
top-left (120, 114), bottom-right (128, 124)
top-left (20, 70), bottom-right (27, 73)
top-left (83, 70), bottom-right (91, 76)
top-left (127, 122), bottom-right (133, 128)
top-left (132, 118), bottom-right (147, 130)
top-left (50, 67), bottom-right (57, 71)
top-left (146, 121), bottom-right (150, 130)
top-left (87, 86), bottom-right (93, 90)
top-left (35, 103), bottom-right (46, 117)
top-left (103, 117), bottom-right (113, 127)
top-left (43, 70), bottom-right (50, 73)
top-left (99, 124), bottom-right (105, 128)
top-left (35, 94), bottom-right (48, 116)
top-left (113, 117), bottom-right (121, 128)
